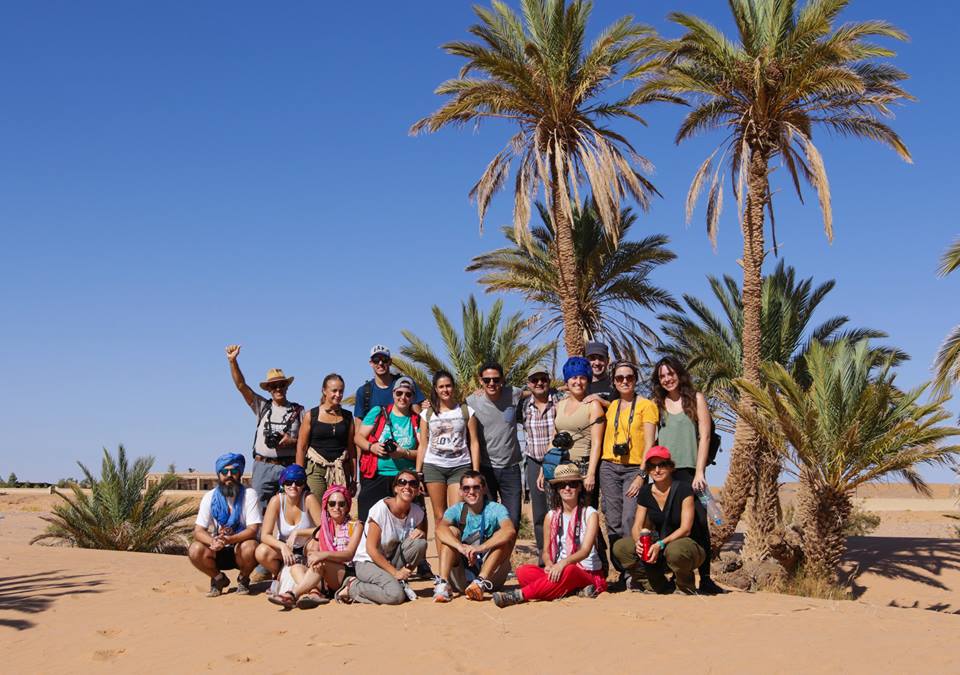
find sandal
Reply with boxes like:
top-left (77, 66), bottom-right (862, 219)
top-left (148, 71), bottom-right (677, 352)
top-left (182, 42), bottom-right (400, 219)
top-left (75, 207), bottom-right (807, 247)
top-left (296, 591), bottom-right (330, 610)
top-left (335, 577), bottom-right (356, 604)
top-left (268, 591), bottom-right (297, 609)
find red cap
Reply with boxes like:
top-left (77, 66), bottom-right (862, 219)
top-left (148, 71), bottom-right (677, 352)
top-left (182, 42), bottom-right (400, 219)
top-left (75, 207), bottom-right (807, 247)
top-left (645, 446), bottom-right (672, 464)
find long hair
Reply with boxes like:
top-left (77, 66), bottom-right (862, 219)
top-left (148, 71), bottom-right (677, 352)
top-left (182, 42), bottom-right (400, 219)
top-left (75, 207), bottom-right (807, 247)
top-left (320, 373), bottom-right (345, 406)
top-left (548, 480), bottom-right (588, 511)
top-left (650, 356), bottom-right (698, 425)
top-left (429, 370), bottom-right (460, 413)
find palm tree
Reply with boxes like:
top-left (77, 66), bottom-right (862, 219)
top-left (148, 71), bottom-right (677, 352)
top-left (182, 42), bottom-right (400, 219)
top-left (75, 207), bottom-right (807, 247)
top-left (33, 445), bottom-right (194, 553)
top-left (467, 199), bottom-right (678, 362)
top-left (411, 0), bottom-right (674, 356)
top-left (636, 0), bottom-right (914, 542)
top-left (392, 295), bottom-right (556, 395)
top-left (934, 237), bottom-right (960, 395)
top-left (733, 340), bottom-right (960, 584)
top-left (659, 261), bottom-right (904, 559)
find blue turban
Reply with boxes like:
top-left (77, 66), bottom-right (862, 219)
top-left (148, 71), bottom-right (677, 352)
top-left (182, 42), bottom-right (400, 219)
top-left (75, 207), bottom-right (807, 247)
top-left (211, 453), bottom-right (247, 532)
top-left (280, 464), bottom-right (306, 484)
top-left (562, 356), bottom-right (592, 382)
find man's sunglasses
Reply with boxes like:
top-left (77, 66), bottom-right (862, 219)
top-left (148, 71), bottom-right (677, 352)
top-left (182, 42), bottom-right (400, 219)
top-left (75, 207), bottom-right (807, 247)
top-left (282, 479), bottom-right (305, 487)
top-left (554, 480), bottom-right (582, 490)
top-left (481, 376), bottom-right (502, 385)
top-left (219, 467), bottom-right (241, 476)
top-left (371, 356), bottom-right (390, 365)
top-left (461, 484), bottom-right (483, 492)
top-left (327, 500), bottom-right (348, 508)
top-left (614, 374), bottom-right (636, 383)
top-left (395, 477), bottom-right (420, 488)
top-left (394, 390), bottom-right (413, 399)
top-left (266, 383), bottom-right (288, 392)
top-left (528, 376), bottom-right (549, 385)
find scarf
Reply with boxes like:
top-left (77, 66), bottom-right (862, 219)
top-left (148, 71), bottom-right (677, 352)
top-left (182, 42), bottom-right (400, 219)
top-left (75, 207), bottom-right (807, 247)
top-left (317, 484), bottom-right (353, 552)
top-left (307, 447), bottom-right (348, 489)
top-left (547, 505), bottom-right (583, 565)
top-left (211, 453), bottom-right (246, 533)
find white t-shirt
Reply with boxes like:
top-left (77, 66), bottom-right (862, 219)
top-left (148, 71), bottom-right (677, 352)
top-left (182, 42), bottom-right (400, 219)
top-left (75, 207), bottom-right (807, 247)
top-left (553, 506), bottom-right (601, 571)
top-left (422, 405), bottom-right (476, 468)
top-left (353, 498), bottom-right (425, 564)
top-left (196, 488), bottom-right (263, 535)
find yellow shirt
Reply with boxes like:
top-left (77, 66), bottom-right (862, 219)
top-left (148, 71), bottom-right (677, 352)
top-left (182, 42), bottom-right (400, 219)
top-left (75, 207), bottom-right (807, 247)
top-left (601, 397), bottom-right (658, 465)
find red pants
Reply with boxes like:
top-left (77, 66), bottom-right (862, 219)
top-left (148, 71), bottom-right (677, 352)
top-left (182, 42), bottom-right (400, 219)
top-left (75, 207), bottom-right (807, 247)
top-left (516, 563), bottom-right (608, 601)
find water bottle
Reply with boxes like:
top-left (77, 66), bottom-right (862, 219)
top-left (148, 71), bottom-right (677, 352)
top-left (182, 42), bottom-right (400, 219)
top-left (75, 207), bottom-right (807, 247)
top-left (696, 485), bottom-right (723, 526)
top-left (401, 580), bottom-right (417, 602)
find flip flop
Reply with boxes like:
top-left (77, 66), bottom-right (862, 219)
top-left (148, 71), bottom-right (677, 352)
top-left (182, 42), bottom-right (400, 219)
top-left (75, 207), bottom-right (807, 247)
top-left (335, 577), bottom-right (356, 604)
top-left (296, 592), bottom-right (330, 610)
top-left (268, 591), bottom-right (297, 609)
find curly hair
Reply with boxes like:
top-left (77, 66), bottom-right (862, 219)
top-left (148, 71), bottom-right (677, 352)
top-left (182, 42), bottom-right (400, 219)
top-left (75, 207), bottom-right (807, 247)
top-left (650, 356), bottom-right (699, 425)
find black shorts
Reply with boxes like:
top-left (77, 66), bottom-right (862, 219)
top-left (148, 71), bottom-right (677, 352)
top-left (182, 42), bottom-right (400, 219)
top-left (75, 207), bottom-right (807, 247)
top-left (215, 545), bottom-right (238, 571)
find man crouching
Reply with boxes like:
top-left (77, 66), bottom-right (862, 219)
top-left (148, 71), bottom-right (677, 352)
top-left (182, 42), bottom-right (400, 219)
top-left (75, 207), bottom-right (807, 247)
top-left (188, 453), bottom-right (262, 597)
top-left (433, 470), bottom-right (516, 602)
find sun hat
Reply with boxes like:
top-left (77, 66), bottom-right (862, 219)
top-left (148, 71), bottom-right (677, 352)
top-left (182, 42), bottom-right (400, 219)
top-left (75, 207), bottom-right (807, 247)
top-left (644, 446), bottom-right (673, 466)
top-left (370, 344), bottom-right (391, 359)
top-left (585, 341), bottom-right (609, 359)
top-left (259, 368), bottom-right (294, 391)
top-left (392, 375), bottom-right (415, 392)
top-left (549, 462), bottom-right (584, 485)
top-left (527, 364), bottom-right (551, 380)
top-left (562, 356), bottom-right (591, 382)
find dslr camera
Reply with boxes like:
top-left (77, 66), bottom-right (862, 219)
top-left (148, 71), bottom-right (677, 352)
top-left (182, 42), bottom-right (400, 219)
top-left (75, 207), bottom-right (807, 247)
top-left (381, 438), bottom-right (399, 454)
top-left (551, 431), bottom-right (574, 450)
top-left (263, 429), bottom-right (284, 449)
top-left (612, 442), bottom-right (630, 457)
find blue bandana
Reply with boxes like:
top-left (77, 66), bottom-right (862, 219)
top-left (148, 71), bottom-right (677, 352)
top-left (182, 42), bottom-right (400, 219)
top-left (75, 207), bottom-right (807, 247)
top-left (280, 464), bottom-right (306, 483)
top-left (211, 453), bottom-right (247, 532)
top-left (562, 356), bottom-right (592, 382)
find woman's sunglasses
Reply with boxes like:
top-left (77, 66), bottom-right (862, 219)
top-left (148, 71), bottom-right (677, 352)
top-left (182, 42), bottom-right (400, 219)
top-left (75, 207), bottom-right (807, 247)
top-left (394, 390), bottom-right (413, 399)
top-left (395, 477), bottom-right (420, 488)
top-left (327, 500), bottom-right (348, 508)
top-left (282, 479), bottom-right (306, 487)
top-left (614, 374), bottom-right (636, 384)
top-left (647, 462), bottom-right (671, 471)
top-left (219, 467), bottom-right (241, 476)
top-left (554, 481), bottom-right (582, 490)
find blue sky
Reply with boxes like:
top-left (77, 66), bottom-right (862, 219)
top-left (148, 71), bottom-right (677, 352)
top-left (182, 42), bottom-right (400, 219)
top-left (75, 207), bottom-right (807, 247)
top-left (1, 1), bottom-right (957, 483)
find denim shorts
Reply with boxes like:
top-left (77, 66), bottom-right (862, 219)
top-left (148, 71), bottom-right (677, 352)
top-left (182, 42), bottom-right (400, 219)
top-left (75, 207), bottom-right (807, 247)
top-left (422, 462), bottom-right (471, 485)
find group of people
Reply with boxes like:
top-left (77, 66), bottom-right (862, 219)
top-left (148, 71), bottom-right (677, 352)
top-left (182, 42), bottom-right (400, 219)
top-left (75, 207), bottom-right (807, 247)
top-left (187, 340), bottom-right (722, 610)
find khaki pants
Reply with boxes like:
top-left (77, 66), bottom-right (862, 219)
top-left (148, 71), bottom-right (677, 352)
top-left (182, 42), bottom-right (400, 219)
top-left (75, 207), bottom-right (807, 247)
top-left (612, 536), bottom-right (705, 593)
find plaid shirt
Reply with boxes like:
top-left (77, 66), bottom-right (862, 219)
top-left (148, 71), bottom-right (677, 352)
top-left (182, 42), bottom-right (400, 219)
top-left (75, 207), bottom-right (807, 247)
top-left (522, 391), bottom-right (563, 461)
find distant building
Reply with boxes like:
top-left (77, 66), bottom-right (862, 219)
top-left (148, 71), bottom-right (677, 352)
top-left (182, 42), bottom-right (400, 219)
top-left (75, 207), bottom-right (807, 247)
top-left (144, 472), bottom-right (252, 491)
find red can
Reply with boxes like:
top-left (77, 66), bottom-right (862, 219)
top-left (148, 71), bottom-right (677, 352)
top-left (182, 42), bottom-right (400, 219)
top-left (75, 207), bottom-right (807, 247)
top-left (639, 529), bottom-right (653, 562)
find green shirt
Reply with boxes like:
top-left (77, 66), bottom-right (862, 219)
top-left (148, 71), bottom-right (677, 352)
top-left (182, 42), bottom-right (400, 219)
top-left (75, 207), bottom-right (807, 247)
top-left (656, 411), bottom-right (698, 470)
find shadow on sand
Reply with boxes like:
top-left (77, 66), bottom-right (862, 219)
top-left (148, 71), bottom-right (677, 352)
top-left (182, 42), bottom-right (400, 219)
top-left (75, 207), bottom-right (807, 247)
top-left (0, 569), bottom-right (107, 631)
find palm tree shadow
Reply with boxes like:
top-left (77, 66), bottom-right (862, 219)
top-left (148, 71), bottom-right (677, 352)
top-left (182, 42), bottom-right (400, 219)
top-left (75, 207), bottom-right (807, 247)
top-left (843, 537), bottom-right (960, 612)
top-left (0, 569), bottom-right (107, 630)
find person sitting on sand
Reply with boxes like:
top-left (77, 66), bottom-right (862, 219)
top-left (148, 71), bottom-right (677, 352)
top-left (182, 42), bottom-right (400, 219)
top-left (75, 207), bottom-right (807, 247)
top-left (336, 470), bottom-right (428, 605)
top-left (432, 470), bottom-right (516, 603)
top-left (611, 446), bottom-right (706, 595)
top-left (282, 485), bottom-right (362, 609)
top-left (254, 464), bottom-right (323, 607)
top-left (188, 453), bottom-right (262, 597)
top-left (493, 463), bottom-right (607, 607)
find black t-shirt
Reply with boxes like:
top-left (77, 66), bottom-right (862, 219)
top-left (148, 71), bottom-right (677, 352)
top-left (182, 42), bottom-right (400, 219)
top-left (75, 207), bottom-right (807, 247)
top-left (588, 377), bottom-right (619, 402)
top-left (637, 480), bottom-right (697, 539)
top-left (308, 407), bottom-right (353, 461)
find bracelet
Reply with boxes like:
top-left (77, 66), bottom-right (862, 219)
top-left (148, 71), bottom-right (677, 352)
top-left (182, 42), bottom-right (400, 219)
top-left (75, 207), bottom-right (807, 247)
top-left (657, 539), bottom-right (665, 551)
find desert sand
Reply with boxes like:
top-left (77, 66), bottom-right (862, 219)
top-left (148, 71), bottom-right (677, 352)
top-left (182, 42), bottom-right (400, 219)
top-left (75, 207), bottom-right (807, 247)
top-left (1, 486), bottom-right (958, 674)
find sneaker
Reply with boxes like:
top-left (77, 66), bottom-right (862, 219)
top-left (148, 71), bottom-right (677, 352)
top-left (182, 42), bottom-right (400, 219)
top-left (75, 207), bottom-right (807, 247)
top-left (492, 589), bottom-right (525, 608)
top-left (464, 577), bottom-right (489, 601)
top-left (206, 573), bottom-right (230, 598)
top-left (433, 577), bottom-right (451, 603)
top-left (577, 584), bottom-right (597, 599)
top-left (235, 576), bottom-right (251, 595)
top-left (400, 580), bottom-right (418, 602)
top-left (413, 560), bottom-right (434, 581)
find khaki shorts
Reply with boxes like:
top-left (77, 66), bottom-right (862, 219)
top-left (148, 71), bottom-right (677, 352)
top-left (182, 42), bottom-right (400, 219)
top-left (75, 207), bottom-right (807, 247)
top-left (422, 462), bottom-right (471, 486)
top-left (449, 554), bottom-right (511, 593)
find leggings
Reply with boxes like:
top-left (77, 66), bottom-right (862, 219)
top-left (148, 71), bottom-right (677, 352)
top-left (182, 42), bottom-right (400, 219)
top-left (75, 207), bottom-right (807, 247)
top-left (515, 563), bottom-right (608, 602)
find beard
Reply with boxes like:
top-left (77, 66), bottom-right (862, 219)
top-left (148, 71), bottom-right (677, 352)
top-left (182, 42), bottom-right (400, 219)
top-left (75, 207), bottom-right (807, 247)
top-left (219, 483), bottom-right (238, 499)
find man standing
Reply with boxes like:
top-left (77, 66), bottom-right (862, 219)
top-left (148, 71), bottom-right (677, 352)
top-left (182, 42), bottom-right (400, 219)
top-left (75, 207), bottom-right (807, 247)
top-left (433, 471), bottom-right (516, 603)
top-left (353, 344), bottom-right (425, 422)
top-left (585, 341), bottom-right (617, 408)
top-left (225, 344), bottom-right (303, 513)
top-left (467, 362), bottom-right (523, 528)
top-left (187, 453), bottom-right (262, 597)
top-left (519, 364), bottom-right (561, 566)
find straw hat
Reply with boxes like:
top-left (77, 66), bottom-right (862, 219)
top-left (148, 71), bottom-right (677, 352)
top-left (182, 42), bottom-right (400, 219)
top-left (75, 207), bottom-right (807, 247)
top-left (549, 463), bottom-right (584, 484)
top-left (259, 368), bottom-right (294, 391)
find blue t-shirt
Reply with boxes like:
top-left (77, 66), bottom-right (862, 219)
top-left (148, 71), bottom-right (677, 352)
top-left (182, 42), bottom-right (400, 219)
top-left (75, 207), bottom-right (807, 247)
top-left (443, 500), bottom-right (510, 545)
top-left (354, 377), bottom-right (425, 421)
top-left (362, 406), bottom-right (418, 476)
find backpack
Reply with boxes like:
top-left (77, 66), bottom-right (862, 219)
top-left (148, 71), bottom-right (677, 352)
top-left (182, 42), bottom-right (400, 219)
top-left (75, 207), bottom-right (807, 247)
top-left (359, 404), bottom-right (421, 479)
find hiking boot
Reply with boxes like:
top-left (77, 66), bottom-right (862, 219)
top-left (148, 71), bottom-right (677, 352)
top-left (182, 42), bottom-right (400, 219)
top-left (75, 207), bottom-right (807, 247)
top-left (235, 576), bottom-right (251, 595)
top-left (492, 589), bottom-right (525, 608)
top-left (206, 573), bottom-right (230, 597)
top-left (697, 577), bottom-right (726, 595)
top-left (250, 564), bottom-right (272, 584)
top-left (577, 584), bottom-right (598, 599)
top-left (433, 577), bottom-right (451, 603)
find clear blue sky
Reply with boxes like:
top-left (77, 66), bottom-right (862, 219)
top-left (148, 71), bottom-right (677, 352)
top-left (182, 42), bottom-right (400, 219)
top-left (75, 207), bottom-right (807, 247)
top-left (1, 1), bottom-right (957, 483)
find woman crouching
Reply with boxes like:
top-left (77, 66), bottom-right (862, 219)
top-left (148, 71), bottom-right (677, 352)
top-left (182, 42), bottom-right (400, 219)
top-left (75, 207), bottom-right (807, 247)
top-left (336, 469), bottom-right (428, 604)
top-left (493, 463), bottom-right (607, 607)
top-left (612, 446), bottom-right (706, 594)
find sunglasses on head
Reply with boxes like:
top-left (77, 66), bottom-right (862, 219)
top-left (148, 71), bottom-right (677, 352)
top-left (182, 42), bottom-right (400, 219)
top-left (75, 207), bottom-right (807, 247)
top-left (327, 500), bottom-right (348, 508)
top-left (394, 390), bottom-right (413, 399)
top-left (371, 356), bottom-right (390, 365)
top-left (282, 479), bottom-right (305, 487)
top-left (219, 467), bottom-right (241, 476)
top-left (528, 376), bottom-right (549, 385)
top-left (554, 480), bottom-right (582, 490)
top-left (614, 374), bottom-right (636, 383)
top-left (395, 477), bottom-right (420, 488)
top-left (461, 484), bottom-right (483, 492)
top-left (481, 376), bottom-right (502, 385)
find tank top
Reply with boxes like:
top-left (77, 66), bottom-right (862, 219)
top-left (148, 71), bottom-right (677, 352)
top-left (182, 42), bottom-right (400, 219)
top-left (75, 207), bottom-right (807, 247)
top-left (308, 406), bottom-right (353, 461)
top-left (277, 493), bottom-right (313, 548)
top-left (554, 398), bottom-right (593, 462)
top-left (657, 410), bottom-right (698, 470)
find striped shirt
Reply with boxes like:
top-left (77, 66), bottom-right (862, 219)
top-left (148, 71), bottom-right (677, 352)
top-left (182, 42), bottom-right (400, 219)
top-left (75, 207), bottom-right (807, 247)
top-left (522, 392), bottom-right (562, 461)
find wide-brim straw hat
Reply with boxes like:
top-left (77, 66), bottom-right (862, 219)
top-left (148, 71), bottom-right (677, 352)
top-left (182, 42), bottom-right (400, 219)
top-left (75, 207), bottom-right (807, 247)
top-left (259, 368), bottom-right (295, 391)
top-left (549, 463), bottom-right (584, 484)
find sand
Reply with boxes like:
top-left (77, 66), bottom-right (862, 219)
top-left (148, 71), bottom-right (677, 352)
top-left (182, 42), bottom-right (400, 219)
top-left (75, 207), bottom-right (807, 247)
top-left (1, 486), bottom-right (958, 674)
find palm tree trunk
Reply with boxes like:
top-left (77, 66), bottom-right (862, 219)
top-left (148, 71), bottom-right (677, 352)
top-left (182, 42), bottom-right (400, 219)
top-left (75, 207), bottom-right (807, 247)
top-left (712, 149), bottom-right (768, 552)
top-left (743, 441), bottom-right (782, 561)
top-left (795, 470), bottom-right (851, 584)
top-left (549, 165), bottom-right (585, 356)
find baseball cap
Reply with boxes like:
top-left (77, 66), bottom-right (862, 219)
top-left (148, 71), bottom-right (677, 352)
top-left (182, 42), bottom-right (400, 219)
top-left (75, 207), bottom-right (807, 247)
top-left (392, 376), bottom-right (415, 391)
top-left (585, 341), bottom-right (609, 359)
top-left (527, 365), bottom-right (550, 380)
top-left (370, 344), bottom-right (391, 359)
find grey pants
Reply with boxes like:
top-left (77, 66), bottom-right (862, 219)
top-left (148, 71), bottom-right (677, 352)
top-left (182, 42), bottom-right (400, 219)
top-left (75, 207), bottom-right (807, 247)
top-left (524, 457), bottom-right (548, 564)
top-left (598, 461), bottom-right (644, 545)
top-left (251, 460), bottom-right (285, 513)
top-left (351, 537), bottom-right (428, 605)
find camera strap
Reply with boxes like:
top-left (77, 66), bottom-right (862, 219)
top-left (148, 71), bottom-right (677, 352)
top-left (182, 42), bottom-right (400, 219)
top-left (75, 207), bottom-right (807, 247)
top-left (613, 398), bottom-right (638, 449)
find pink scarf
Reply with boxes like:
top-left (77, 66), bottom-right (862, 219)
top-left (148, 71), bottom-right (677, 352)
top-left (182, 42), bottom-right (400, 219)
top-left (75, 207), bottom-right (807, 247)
top-left (317, 484), bottom-right (353, 552)
top-left (547, 505), bottom-right (582, 565)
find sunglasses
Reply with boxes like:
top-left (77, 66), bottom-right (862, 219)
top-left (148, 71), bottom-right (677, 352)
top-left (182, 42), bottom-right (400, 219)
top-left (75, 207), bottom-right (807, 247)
top-left (371, 356), bottom-right (390, 365)
top-left (394, 390), bottom-right (413, 399)
top-left (282, 479), bottom-right (305, 487)
top-left (614, 374), bottom-right (636, 384)
top-left (554, 480), bottom-right (582, 490)
top-left (461, 484), bottom-right (483, 492)
top-left (266, 383), bottom-right (288, 391)
top-left (395, 477), bottom-right (420, 488)
top-left (481, 376), bottom-right (502, 385)
top-left (647, 462), bottom-right (671, 471)
top-left (528, 376), bottom-right (549, 385)
top-left (219, 467), bottom-right (241, 476)
top-left (327, 500), bottom-right (348, 508)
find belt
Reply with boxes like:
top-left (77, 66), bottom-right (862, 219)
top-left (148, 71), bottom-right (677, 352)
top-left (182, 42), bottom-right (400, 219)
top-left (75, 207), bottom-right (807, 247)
top-left (253, 453), bottom-right (295, 466)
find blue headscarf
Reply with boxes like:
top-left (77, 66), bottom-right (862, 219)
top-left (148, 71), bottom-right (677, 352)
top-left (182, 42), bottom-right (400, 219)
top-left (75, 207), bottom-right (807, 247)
top-left (211, 453), bottom-right (246, 532)
top-left (562, 356), bottom-right (592, 382)
top-left (279, 464), bottom-right (306, 484)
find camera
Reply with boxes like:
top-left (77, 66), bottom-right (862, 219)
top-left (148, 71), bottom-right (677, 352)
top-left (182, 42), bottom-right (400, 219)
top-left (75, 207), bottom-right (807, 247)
top-left (551, 431), bottom-right (574, 450)
top-left (612, 442), bottom-right (630, 457)
top-left (381, 438), bottom-right (399, 454)
top-left (263, 429), bottom-right (283, 449)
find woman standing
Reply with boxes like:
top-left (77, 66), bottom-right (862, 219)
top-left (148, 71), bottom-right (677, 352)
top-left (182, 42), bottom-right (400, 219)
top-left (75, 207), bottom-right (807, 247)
top-left (416, 370), bottom-right (480, 527)
top-left (598, 361), bottom-right (658, 567)
top-left (493, 463), bottom-right (607, 607)
top-left (297, 373), bottom-right (356, 497)
top-left (545, 357), bottom-right (604, 494)
top-left (337, 470), bottom-right (428, 605)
